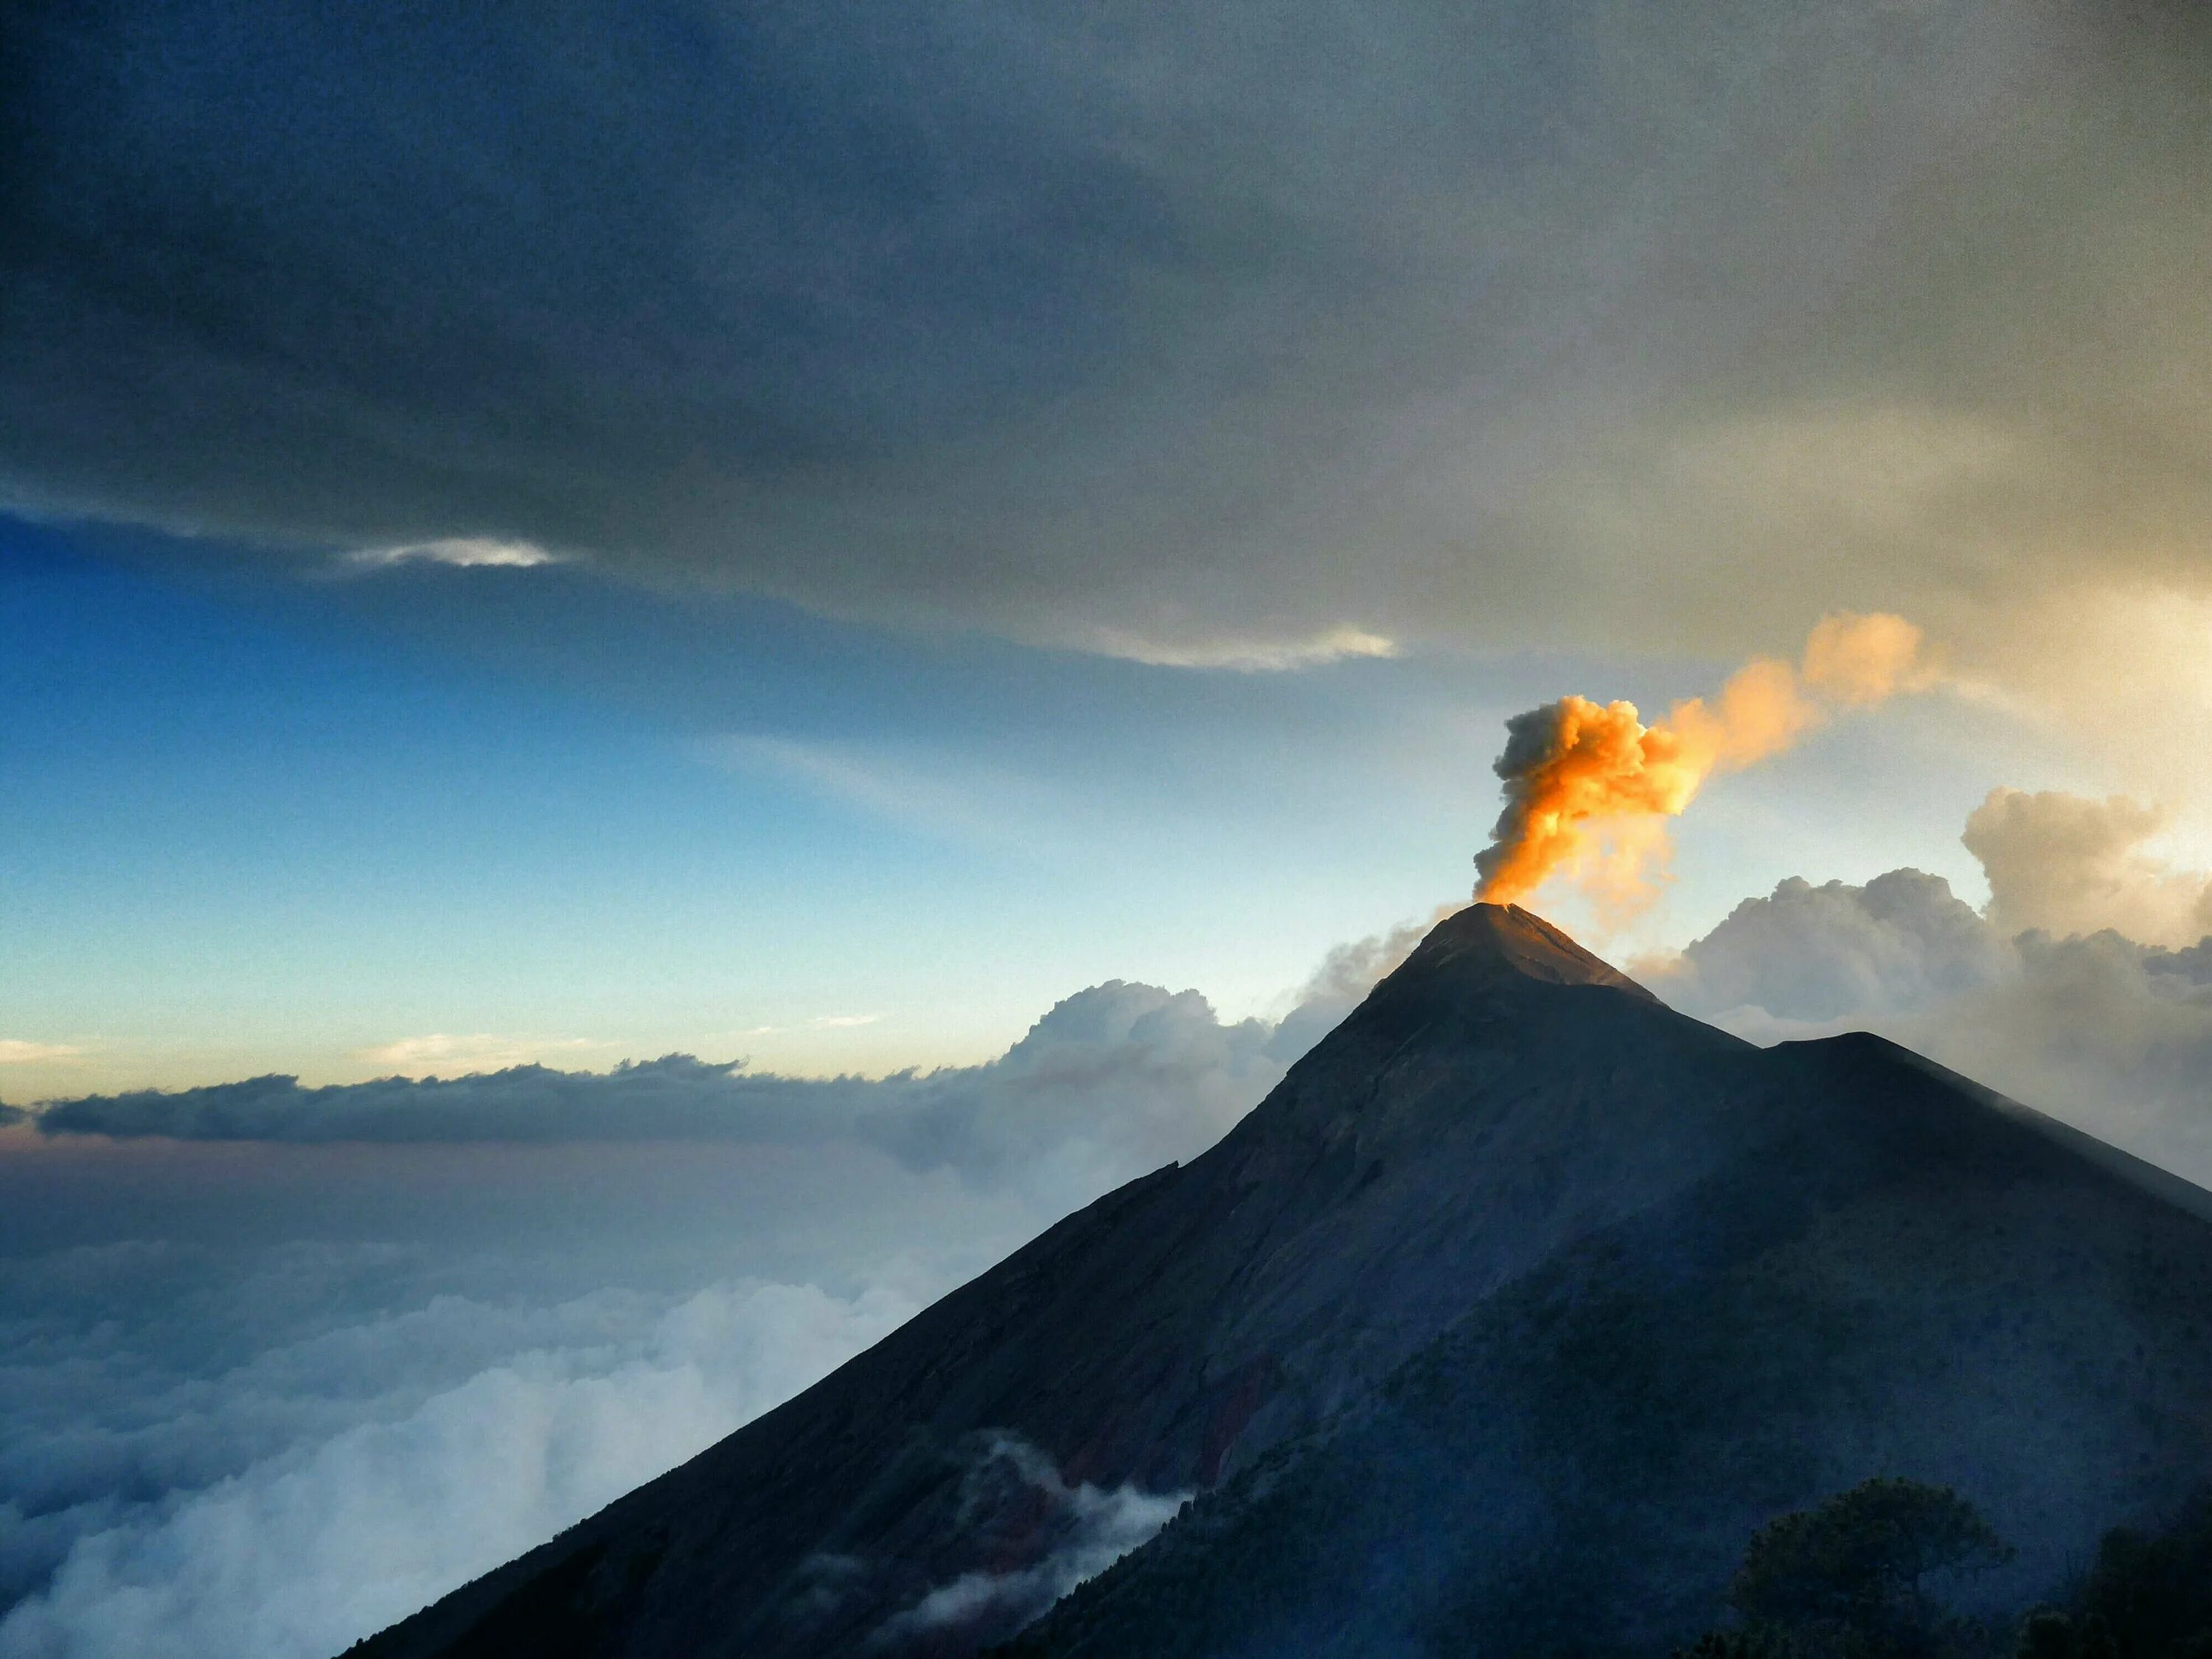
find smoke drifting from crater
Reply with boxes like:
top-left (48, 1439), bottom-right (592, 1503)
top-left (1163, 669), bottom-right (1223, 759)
top-left (1474, 613), bottom-right (1930, 912)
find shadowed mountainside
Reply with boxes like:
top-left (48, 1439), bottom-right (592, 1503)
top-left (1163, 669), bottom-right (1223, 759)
top-left (350, 905), bottom-right (2212, 1659)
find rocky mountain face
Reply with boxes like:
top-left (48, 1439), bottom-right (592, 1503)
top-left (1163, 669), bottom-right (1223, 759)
top-left (350, 905), bottom-right (2212, 1659)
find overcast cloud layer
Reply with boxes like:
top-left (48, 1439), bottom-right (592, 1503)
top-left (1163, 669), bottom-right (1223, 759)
top-left (7, 1), bottom-right (2208, 667)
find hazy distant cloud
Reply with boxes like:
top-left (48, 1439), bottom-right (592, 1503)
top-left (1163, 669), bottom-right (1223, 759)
top-left (5, 2), bottom-right (2205, 667)
top-left (32, 984), bottom-right (1287, 1203)
top-left (1964, 787), bottom-right (2212, 948)
top-left (0, 1042), bottom-right (80, 1065)
top-left (31, 1056), bottom-right (848, 1147)
top-left (717, 1017), bottom-right (881, 1038)
top-left (1082, 627), bottom-right (1399, 673)
top-left (351, 1034), bottom-right (607, 1072)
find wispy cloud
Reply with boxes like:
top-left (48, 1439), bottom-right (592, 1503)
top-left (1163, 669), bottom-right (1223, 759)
top-left (352, 1034), bottom-right (606, 1074)
top-left (701, 1017), bottom-right (882, 1043)
top-left (342, 538), bottom-right (560, 571)
top-left (703, 735), bottom-right (1045, 847)
top-left (1085, 626), bottom-right (1399, 673)
top-left (874, 1434), bottom-right (1187, 1645)
top-left (0, 1040), bottom-right (80, 1064)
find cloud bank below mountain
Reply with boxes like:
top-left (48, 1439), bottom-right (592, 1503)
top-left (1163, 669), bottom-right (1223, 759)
top-left (0, 978), bottom-right (1305, 1659)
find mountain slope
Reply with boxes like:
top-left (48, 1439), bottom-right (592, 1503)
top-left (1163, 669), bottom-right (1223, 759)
top-left (352, 905), bottom-right (2212, 1659)
top-left (1006, 1033), bottom-right (2212, 1657)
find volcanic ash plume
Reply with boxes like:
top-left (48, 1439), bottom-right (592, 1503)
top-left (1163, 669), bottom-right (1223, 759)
top-left (1474, 613), bottom-right (1930, 911)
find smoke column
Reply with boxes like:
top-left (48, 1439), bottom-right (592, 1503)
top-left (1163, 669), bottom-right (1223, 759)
top-left (1474, 613), bottom-right (1930, 911)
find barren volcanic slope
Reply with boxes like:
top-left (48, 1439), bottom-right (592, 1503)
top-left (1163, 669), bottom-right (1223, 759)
top-left (351, 906), bottom-right (2212, 1659)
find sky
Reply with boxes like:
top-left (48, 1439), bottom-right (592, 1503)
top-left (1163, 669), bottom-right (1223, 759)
top-left (4, 1), bottom-right (2212, 1655)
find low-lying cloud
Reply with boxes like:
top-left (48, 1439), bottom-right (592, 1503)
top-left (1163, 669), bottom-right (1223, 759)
top-left (0, 1043), bottom-right (79, 1066)
top-left (0, 976), bottom-right (1311, 1658)
top-left (0, 1270), bottom-right (919, 1659)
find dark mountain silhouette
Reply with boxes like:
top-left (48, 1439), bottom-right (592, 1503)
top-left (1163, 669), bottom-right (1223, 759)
top-left (349, 905), bottom-right (2212, 1659)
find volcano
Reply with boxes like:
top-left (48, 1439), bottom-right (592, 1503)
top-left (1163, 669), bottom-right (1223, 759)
top-left (350, 905), bottom-right (2212, 1659)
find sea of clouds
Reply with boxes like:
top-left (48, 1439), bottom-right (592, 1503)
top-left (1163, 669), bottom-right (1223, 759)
top-left (7, 785), bottom-right (2212, 1658)
top-left (0, 982), bottom-right (1314, 1659)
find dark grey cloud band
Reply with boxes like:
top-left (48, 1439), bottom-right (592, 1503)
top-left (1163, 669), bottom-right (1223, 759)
top-left (9, 2), bottom-right (2204, 658)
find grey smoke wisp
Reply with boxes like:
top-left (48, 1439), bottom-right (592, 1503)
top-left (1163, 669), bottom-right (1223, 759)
top-left (871, 1435), bottom-right (1189, 1648)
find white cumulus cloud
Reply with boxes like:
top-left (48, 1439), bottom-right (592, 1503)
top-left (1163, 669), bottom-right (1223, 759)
top-left (1649, 790), bottom-right (2212, 1188)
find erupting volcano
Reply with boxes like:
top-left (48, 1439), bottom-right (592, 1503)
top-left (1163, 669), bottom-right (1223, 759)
top-left (355, 901), bottom-right (2212, 1659)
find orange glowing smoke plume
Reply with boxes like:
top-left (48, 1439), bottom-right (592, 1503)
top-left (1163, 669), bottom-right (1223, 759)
top-left (1472, 613), bottom-right (1930, 911)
